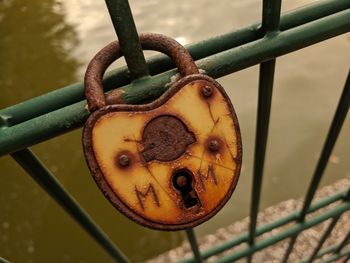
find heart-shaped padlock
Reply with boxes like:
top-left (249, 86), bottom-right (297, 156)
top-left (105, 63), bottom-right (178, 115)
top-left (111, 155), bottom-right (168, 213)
top-left (83, 33), bottom-right (242, 230)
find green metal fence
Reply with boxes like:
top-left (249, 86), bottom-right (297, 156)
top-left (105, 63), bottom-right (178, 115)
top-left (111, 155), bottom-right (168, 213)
top-left (1, 0), bottom-right (349, 262)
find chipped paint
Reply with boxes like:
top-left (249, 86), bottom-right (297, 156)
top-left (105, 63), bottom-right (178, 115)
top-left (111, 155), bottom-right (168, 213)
top-left (83, 75), bottom-right (242, 230)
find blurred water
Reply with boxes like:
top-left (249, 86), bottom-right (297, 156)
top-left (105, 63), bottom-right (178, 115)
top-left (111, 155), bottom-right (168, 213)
top-left (0, 0), bottom-right (349, 262)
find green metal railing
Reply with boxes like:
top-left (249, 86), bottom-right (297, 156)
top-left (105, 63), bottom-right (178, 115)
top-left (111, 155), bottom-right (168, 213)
top-left (0, 0), bottom-right (349, 262)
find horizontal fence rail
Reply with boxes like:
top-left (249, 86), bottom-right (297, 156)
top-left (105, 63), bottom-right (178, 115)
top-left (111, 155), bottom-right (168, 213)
top-left (178, 189), bottom-right (350, 263)
top-left (300, 242), bottom-right (350, 263)
top-left (1, 0), bottom-right (350, 156)
top-left (1, 0), bottom-right (350, 262)
top-left (1, 0), bottom-right (349, 129)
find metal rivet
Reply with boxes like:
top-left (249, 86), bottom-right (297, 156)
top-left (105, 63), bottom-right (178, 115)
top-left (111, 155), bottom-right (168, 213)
top-left (208, 140), bottom-right (220, 152)
top-left (201, 85), bottom-right (213, 97)
top-left (118, 154), bottom-right (130, 167)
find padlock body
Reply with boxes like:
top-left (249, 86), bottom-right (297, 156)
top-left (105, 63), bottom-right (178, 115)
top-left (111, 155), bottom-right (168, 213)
top-left (83, 74), bottom-right (242, 230)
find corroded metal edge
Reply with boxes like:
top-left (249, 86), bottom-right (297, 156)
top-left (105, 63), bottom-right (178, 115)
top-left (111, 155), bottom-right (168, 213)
top-left (82, 74), bottom-right (242, 231)
top-left (84, 33), bottom-right (199, 112)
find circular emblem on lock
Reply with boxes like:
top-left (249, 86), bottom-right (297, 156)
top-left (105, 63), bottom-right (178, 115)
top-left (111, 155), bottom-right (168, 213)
top-left (141, 115), bottom-right (196, 162)
top-left (83, 33), bottom-right (242, 230)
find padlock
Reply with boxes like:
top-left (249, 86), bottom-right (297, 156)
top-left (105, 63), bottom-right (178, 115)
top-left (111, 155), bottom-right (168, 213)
top-left (83, 33), bottom-right (242, 231)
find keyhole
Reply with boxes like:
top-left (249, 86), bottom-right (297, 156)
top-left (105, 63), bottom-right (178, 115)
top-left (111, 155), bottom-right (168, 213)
top-left (172, 169), bottom-right (199, 208)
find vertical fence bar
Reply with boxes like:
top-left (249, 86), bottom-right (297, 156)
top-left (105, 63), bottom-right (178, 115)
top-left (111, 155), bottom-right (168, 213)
top-left (10, 148), bottom-right (130, 263)
top-left (283, 69), bottom-right (350, 262)
top-left (301, 243), bottom-right (338, 262)
top-left (322, 251), bottom-right (350, 263)
top-left (185, 228), bottom-right (203, 263)
top-left (105, 0), bottom-right (149, 80)
top-left (282, 234), bottom-right (298, 263)
top-left (260, 0), bottom-right (281, 33)
top-left (341, 255), bottom-right (350, 263)
top-left (248, 0), bottom-right (281, 262)
top-left (299, 69), bottom-right (350, 220)
top-left (334, 232), bottom-right (350, 254)
top-left (308, 215), bottom-right (341, 261)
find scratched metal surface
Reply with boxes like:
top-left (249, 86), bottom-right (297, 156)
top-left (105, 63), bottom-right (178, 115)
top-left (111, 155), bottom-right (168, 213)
top-left (0, 0), bottom-right (349, 262)
top-left (83, 76), bottom-right (241, 230)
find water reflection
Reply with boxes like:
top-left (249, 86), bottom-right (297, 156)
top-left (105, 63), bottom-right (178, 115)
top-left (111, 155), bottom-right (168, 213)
top-left (0, 0), bottom-right (80, 107)
top-left (0, 1), bottom-right (183, 262)
top-left (1, 0), bottom-right (349, 262)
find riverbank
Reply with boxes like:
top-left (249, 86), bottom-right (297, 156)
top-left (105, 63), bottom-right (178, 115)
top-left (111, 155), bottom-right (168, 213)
top-left (148, 177), bottom-right (349, 262)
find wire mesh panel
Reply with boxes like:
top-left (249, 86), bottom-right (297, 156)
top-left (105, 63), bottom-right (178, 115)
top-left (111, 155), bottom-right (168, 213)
top-left (0, 0), bottom-right (349, 262)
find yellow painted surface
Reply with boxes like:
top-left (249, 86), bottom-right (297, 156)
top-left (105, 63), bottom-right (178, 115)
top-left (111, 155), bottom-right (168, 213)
top-left (92, 80), bottom-right (240, 225)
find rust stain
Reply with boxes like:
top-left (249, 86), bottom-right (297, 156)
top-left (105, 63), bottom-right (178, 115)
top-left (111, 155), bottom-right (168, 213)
top-left (141, 115), bottom-right (196, 162)
top-left (197, 114), bottom-right (220, 174)
top-left (190, 154), bottom-right (235, 171)
top-left (123, 137), bottom-right (141, 143)
top-left (205, 99), bottom-right (217, 126)
top-left (115, 150), bottom-right (134, 169)
top-left (220, 131), bottom-right (239, 163)
top-left (205, 136), bottom-right (225, 156)
top-left (84, 33), bottom-right (199, 112)
top-left (83, 74), bottom-right (242, 231)
top-left (198, 164), bottom-right (218, 191)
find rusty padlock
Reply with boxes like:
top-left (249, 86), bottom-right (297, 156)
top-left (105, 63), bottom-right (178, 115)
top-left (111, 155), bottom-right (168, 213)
top-left (83, 33), bottom-right (242, 230)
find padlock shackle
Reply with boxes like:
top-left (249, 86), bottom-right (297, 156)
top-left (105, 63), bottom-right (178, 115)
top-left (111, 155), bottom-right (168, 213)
top-left (84, 33), bottom-right (199, 112)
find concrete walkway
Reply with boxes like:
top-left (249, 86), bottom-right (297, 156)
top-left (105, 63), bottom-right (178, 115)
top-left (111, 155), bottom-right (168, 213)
top-left (148, 177), bottom-right (349, 263)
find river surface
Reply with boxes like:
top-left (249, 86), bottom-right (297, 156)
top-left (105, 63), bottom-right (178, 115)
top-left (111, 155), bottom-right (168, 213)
top-left (0, 0), bottom-right (349, 262)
